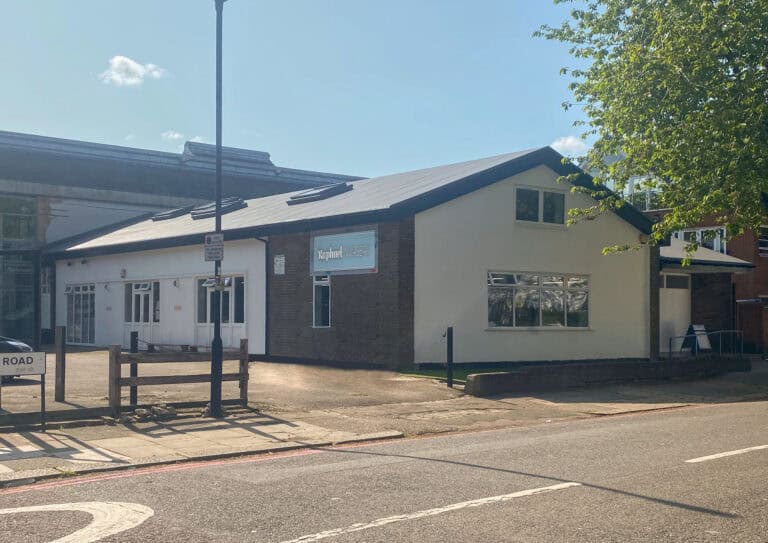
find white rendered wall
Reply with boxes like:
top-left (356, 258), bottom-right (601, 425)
top-left (414, 165), bottom-right (651, 363)
top-left (55, 239), bottom-right (266, 354)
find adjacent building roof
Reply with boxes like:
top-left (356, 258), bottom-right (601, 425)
top-left (661, 238), bottom-right (754, 273)
top-left (49, 146), bottom-right (654, 257)
top-left (0, 130), bottom-right (361, 200)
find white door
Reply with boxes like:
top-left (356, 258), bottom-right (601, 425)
top-left (122, 281), bottom-right (161, 349)
top-left (660, 274), bottom-right (691, 353)
top-left (194, 276), bottom-right (246, 349)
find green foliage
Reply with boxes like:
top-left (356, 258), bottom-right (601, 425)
top-left (536, 0), bottom-right (768, 247)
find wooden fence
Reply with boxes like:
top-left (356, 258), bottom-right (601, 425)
top-left (108, 339), bottom-right (249, 417)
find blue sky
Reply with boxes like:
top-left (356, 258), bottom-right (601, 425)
top-left (0, 1), bottom-right (587, 177)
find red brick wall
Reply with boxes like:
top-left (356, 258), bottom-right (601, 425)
top-left (266, 219), bottom-right (414, 368)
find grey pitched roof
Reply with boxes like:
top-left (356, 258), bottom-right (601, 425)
top-left (0, 131), bottom-right (361, 200)
top-left (50, 146), bottom-right (653, 257)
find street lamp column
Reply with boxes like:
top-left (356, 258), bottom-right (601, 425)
top-left (209, 0), bottom-right (227, 418)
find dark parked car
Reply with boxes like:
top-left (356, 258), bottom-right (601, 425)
top-left (0, 336), bottom-right (34, 384)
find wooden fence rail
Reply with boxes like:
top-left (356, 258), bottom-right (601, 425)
top-left (108, 339), bottom-right (249, 417)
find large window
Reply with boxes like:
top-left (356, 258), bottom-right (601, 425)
top-left (515, 188), bottom-right (565, 224)
top-left (759, 226), bottom-right (768, 257)
top-left (672, 227), bottom-right (726, 254)
top-left (313, 275), bottom-right (330, 327)
top-left (488, 272), bottom-right (589, 328)
top-left (196, 276), bottom-right (246, 324)
top-left (65, 284), bottom-right (95, 344)
top-left (0, 197), bottom-right (36, 248)
top-left (124, 282), bottom-right (160, 324)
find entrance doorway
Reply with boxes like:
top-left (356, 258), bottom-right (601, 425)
top-left (65, 283), bottom-right (95, 344)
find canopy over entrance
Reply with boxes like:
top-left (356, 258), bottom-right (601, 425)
top-left (660, 238), bottom-right (754, 274)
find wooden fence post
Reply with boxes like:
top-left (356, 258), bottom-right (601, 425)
top-left (108, 345), bottom-right (122, 418)
top-left (239, 338), bottom-right (249, 406)
top-left (54, 325), bottom-right (66, 402)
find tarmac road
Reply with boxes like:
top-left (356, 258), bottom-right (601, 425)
top-left (1, 401), bottom-right (767, 542)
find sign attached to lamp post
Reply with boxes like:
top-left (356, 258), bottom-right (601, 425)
top-left (204, 233), bottom-right (224, 262)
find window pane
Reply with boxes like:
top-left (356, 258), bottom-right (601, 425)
top-left (514, 288), bottom-right (539, 327)
top-left (567, 291), bottom-right (589, 327)
top-left (134, 294), bottom-right (141, 322)
top-left (221, 291), bottom-right (230, 323)
top-left (567, 275), bottom-right (589, 289)
top-left (488, 272), bottom-right (515, 286)
top-left (234, 277), bottom-right (245, 323)
top-left (515, 273), bottom-right (539, 286)
top-left (515, 188), bottom-right (539, 222)
top-left (142, 293), bottom-right (150, 323)
top-left (543, 192), bottom-right (565, 224)
top-left (88, 293), bottom-right (95, 343)
top-left (124, 283), bottom-right (132, 322)
top-left (488, 288), bottom-right (514, 327)
top-left (541, 290), bottom-right (565, 326)
top-left (314, 284), bottom-right (330, 327)
top-left (197, 280), bottom-right (206, 323)
top-left (542, 275), bottom-right (564, 288)
top-left (153, 282), bottom-right (160, 323)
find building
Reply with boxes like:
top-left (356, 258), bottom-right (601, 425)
top-left (0, 131), bottom-right (360, 346)
top-left (50, 146), bottom-right (679, 368)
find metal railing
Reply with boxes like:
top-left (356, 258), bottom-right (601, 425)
top-left (667, 329), bottom-right (744, 360)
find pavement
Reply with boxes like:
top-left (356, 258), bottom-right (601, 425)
top-left (2, 401), bottom-right (767, 541)
top-left (0, 351), bottom-right (766, 488)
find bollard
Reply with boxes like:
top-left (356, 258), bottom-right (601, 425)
top-left (130, 331), bottom-right (139, 353)
top-left (54, 325), bottom-right (66, 402)
top-left (446, 326), bottom-right (454, 388)
top-left (239, 338), bottom-right (249, 406)
top-left (108, 345), bottom-right (122, 418)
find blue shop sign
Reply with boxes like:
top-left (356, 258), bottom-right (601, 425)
top-left (311, 230), bottom-right (377, 274)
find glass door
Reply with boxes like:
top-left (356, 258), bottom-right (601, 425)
top-left (65, 284), bottom-right (95, 344)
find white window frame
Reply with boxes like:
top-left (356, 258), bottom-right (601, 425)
top-left (65, 282), bottom-right (96, 344)
top-left (124, 281), bottom-right (160, 324)
top-left (758, 226), bottom-right (768, 257)
top-left (313, 275), bottom-right (331, 328)
top-left (487, 271), bottom-right (590, 329)
top-left (515, 186), bottom-right (567, 225)
top-left (195, 275), bottom-right (246, 325)
top-left (672, 227), bottom-right (727, 254)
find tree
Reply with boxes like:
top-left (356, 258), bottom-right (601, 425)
top-left (536, 0), bottom-right (768, 249)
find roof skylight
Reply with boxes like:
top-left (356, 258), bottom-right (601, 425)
top-left (287, 183), bottom-right (353, 205)
top-left (190, 196), bottom-right (248, 220)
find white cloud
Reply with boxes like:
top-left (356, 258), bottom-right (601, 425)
top-left (161, 130), bottom-right (185, 141)
top-left (550, 136), bottom-right (588, 157)
top-left (99, 56), bottom-right (166, 86)
top-left (189, 136), bottom-right (206, 143)
top-left (123, 133), bottom-right (136, 142)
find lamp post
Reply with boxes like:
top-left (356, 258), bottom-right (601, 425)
top-left (209, 0), bottom-right (227, 418)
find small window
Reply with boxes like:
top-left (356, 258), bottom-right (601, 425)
top-left (515, 188), bottom-right (539, 222)
top-left (516, 188), bottom-right (566, 224)
top-left (313, 275), bottom-right (331, 327)
top-left (665, 275), bottom-right (690, 289)
top-left (759, 226), bottom-right (768, 257)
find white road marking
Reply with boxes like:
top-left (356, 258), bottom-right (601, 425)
top-left (277, 482), bottom-right (581, 543)
top-left (0, 501), bottom-right (154, 543)
top-left (0, 463), bottom-right (13, 474)
top-left (685, 445), bottom-right (768, 464)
